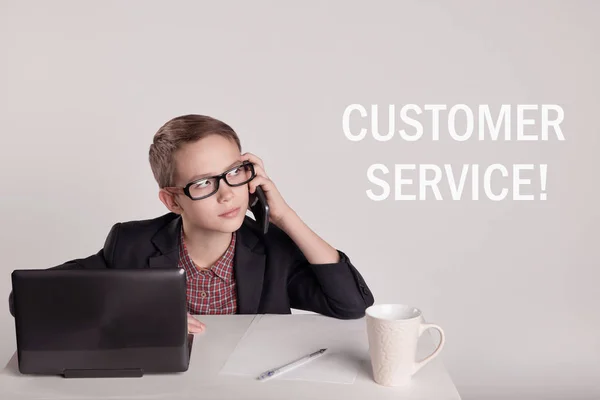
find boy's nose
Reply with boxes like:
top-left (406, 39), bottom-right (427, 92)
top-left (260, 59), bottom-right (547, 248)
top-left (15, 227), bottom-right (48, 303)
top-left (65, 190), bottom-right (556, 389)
top-left (216, 182), bottom-right (234, 202)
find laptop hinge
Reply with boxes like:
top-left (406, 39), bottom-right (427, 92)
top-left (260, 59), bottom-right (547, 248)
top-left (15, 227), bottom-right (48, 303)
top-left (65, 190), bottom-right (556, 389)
top-left (63, 368), bottom-right (144, 378)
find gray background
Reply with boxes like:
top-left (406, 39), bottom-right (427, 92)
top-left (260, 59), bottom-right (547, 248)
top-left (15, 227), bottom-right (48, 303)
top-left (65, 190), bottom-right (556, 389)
top-left (1, 1), bottom-right (599, 399)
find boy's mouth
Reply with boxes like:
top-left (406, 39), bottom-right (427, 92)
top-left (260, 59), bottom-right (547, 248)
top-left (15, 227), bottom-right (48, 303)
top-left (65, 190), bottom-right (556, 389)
top-left (219, 207), bottom-right (241, 218)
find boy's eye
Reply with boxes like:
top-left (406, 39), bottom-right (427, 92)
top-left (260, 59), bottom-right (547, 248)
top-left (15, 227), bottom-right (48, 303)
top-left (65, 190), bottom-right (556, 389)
top-left (227, 167), bottom-right (242, 176)
top-left (193, 179), bottom-right (212, 189)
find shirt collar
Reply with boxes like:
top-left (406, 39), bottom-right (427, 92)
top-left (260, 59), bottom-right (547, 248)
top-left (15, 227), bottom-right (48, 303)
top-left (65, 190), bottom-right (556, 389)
top-left (179, 226), bottom-right (236, 282)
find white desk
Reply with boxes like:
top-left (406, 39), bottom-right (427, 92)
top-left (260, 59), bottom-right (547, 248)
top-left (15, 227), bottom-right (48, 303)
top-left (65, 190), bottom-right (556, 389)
top-left (0, 315), bottom-right (461, 400)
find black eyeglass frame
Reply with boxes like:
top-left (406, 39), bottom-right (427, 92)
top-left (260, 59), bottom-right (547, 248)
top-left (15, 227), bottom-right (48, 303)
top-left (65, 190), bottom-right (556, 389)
top-left (167, 161), bottom-right (256, 201)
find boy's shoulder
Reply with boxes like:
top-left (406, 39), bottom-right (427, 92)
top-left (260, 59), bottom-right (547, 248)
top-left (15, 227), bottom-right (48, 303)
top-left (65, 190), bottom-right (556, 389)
top-left (113, 212), bottom-right (179, 236)
top-left (104, 213), bottom-right (181, 250)
top-left (116, 212), bottom-right (179, 230)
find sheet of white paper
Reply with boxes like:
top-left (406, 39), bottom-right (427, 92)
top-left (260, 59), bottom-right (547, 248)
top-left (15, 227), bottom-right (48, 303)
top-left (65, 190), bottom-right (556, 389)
top-left (219, 314), bottom-right (369, 384)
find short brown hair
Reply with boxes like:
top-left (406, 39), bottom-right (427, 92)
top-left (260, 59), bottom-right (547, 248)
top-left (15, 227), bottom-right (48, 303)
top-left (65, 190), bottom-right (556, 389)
top-left (149, 114), bottom-right (241, 188)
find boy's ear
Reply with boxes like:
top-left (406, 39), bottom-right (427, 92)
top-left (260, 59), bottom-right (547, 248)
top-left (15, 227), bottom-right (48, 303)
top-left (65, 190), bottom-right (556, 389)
top-left (158, 189), bottom-right (183, 214)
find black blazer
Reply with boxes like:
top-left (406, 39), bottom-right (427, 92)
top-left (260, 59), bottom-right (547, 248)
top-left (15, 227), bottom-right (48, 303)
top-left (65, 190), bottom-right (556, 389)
top-left (9, 213), bottom-right (374, 319)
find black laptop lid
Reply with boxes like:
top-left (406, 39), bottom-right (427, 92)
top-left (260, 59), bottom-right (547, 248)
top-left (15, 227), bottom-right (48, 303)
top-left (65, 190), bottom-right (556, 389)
top-left (11, 268), bottom-right (189, 376)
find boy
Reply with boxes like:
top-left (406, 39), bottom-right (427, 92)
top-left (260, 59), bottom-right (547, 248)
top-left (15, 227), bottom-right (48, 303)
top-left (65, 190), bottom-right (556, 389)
top-left (9, 114), bottom-right (375, 332)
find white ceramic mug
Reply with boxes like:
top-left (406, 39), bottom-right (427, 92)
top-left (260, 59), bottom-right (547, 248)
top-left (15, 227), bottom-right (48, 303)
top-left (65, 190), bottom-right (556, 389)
top-left (365, 304), bottom-right (445, 386)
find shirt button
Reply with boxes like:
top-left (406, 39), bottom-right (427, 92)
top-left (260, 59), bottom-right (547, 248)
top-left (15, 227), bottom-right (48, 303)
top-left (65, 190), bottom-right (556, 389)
top-left (200, 291), bottom-right (207, 298)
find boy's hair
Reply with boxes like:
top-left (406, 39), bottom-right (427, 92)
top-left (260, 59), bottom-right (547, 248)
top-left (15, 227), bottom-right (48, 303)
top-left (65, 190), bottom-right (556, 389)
top-left (149, 114), bottom-right (241, 188)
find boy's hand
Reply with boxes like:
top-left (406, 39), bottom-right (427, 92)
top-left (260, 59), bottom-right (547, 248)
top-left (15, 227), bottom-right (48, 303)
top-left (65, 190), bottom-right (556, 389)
top-left (240, 152), bottom-right (294, 226)
top-left (187, 313), bottom-right (205, 333)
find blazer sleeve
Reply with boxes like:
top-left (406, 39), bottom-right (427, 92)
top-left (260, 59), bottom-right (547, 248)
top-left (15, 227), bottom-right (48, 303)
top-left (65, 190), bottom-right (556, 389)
top-left (283, 231), bottom-right (375, 320)
top-left (8, 223), bottom-right (121, 317)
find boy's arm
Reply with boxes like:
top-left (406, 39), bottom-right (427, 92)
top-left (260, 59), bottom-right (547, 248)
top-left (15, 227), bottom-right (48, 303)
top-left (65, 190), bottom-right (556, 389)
top-left (276, 210), bottom-right (341, 265)
top-left (238, 152), bottom-right (374, 318)
top-left (275, 211), bottom-right (375, 320)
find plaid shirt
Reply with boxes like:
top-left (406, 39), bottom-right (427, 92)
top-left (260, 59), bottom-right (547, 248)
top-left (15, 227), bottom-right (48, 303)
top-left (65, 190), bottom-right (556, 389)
top-left (178, 228), bottom-right (238, 315)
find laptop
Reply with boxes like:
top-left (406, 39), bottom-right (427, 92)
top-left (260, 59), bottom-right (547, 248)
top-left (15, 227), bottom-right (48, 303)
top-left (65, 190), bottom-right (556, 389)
top-left (11, 268), bottom-right (193, 378)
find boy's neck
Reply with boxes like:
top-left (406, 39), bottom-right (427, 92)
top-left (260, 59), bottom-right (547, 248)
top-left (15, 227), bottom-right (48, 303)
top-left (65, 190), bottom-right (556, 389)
top-left (181, 219), bottom-right (233, 270)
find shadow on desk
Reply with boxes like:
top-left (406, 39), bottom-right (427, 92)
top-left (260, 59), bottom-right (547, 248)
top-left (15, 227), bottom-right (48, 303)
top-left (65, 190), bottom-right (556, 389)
top-left (335, 351), bottom-right (373, 381)
top-left (3, 352), bottom-right (18, 376)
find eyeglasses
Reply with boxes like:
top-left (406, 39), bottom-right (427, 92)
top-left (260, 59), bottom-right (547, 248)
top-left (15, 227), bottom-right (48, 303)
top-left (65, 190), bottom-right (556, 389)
top-left (165, 161), bottom-right (256, 201)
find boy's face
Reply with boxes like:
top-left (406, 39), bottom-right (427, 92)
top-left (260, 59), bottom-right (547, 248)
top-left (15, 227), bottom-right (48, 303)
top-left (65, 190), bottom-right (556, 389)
top-left (165, 134), bottom-right (249, 233)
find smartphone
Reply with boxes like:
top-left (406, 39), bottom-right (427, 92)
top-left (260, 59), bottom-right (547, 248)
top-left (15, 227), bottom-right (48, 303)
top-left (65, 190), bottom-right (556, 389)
top-left (249, 185), bottom-right (269, 234)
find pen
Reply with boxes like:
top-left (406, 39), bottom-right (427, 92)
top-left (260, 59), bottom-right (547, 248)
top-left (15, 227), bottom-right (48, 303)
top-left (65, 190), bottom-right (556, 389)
top-left (256, 348), bottom-right (328, 382)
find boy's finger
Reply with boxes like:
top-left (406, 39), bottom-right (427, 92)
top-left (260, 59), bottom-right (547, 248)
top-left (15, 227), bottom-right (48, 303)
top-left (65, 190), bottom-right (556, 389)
top-left (187, 314), bottom-right (205, 328)
top-left (187, 317), bottom-right (203, 326)
top-left (190, 320), bottom-right (205, 329)
top-left (252, 164), bottom-right (269, 179)
top-left (241, 153), bottom-right (265, 170)
top-left (249, 177), bottom-right (268, 193)
top-left (187, 321), bottom-right (205, 333)
top-left (188, 323), bottom-right (204, 333)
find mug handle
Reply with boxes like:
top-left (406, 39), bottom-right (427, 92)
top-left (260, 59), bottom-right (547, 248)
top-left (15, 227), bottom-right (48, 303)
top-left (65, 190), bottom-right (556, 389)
top-left (413, 323), bottom-right (445, 375)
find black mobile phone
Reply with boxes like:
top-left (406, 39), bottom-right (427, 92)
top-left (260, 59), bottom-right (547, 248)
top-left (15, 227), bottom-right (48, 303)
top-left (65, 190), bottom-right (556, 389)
top-left (249, 185), bottom-right (269, 234)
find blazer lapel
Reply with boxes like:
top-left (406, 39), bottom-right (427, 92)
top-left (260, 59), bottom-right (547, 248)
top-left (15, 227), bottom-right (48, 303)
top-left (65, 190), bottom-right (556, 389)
top-left (148, 213), bottom-right (181, 269)
top-left (234, 223), bottom-right (266, 314)
top-left (148, 252), bottom-right (179, 269)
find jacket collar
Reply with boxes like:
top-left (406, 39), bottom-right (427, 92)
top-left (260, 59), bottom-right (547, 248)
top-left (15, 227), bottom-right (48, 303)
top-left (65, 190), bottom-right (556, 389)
top-left (148, 213), bottom-right (266, 314)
